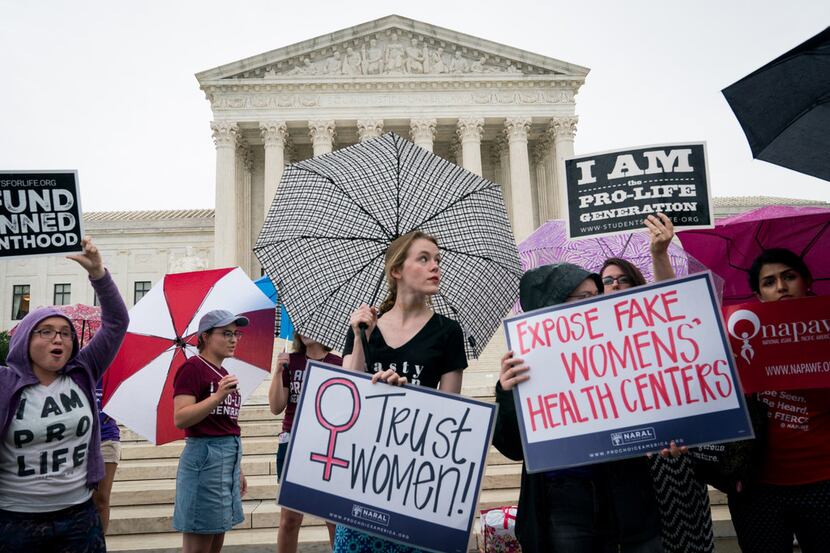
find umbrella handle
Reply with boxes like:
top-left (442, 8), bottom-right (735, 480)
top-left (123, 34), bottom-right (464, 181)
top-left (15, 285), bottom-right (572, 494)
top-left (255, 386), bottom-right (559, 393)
top-left (358, 322), bottom-right (372, 372)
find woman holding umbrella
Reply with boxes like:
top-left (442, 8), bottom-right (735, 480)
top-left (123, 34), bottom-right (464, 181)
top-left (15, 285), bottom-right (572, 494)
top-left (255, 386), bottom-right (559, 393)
top-left (727, 248), bottom-right (830, 553)
top-left (172, 310), bottom-right (250, 553)
top-left (599, 213), bottom-right (715, 553)
top-left (334, 230), bottom-right (468, 552)
top-left (0, 237), bottom-right (129, 551)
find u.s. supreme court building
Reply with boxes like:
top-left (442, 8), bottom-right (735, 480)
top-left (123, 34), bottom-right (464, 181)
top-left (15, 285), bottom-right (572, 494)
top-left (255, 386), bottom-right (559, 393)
top-left (1, 15), bottom-right (826, 336)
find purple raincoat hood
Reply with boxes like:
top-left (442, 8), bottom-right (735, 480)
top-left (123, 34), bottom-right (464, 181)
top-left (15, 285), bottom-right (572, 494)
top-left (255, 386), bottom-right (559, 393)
top-left (6, 307), bottom-right (80, 378)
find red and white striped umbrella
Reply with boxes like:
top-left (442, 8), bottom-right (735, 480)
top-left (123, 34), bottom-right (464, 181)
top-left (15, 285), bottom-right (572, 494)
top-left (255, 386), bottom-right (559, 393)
top-left (102, 267), bottom-right (275, 445)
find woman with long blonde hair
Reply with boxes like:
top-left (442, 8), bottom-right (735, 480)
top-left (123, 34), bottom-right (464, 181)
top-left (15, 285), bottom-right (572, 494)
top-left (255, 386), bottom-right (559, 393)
top-left (333, 230), bottom-right (468, 552)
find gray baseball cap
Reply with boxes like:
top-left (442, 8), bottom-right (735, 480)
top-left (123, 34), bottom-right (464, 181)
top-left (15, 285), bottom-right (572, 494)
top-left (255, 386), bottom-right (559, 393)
top-left (197, 309), bottom-right (250, 334)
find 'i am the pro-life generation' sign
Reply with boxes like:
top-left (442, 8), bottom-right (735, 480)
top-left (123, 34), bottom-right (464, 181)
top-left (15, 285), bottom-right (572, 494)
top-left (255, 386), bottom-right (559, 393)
top-left (278, 362), bottom-right (497, 553)
top-left (0, 171), bottom-right (84, 259)
top-left (564, 143), bottom-right (713, 239)
top-left (503, 273), bottom-right (753, 473)
top-left (723, 295), bottom-right (830, 393)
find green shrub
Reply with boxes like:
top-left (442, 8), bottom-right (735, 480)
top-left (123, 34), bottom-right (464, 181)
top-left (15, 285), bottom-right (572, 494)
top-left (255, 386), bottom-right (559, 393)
top-left (0, 330), bottom-right (9, 366)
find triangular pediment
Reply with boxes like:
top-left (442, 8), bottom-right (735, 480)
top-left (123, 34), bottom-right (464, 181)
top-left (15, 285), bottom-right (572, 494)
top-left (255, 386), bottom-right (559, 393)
top-left (196, 15), bottom-right (589, 82)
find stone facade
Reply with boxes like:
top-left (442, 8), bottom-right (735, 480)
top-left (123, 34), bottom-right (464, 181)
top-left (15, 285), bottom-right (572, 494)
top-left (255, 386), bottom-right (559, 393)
top-left (195, 15), bottom-right (590, 274)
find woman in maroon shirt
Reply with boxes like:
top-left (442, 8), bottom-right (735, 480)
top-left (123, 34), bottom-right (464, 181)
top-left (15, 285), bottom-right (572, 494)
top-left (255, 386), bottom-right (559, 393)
top-left (172, 310), bottom-right (250, 553)
top-left (269, 333), bottom-right (341, 552)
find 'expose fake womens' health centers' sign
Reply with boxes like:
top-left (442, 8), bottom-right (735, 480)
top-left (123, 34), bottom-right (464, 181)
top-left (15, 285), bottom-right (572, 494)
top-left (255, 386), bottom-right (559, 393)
top-left (279, 362), bottom-right (497, 553)
top-left (0, 171), bottom-right (84, 259)
top-left (503, 274), bottom-right (753, 473)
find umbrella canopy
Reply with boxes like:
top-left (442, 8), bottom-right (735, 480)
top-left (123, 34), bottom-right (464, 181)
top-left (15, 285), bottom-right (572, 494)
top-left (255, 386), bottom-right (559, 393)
top-left (254, 275), bottom-right (295, 340)
top-left (102, 267), bottom-right (276, 445)
top-left (254, 132), bottom-right (521, 358)
top-left (10, 303), bottom-right (102, 347)
top-left (722, 26), bottom-right (830, 181)
top-left (519, 219), bottom-right (691, 280)
top-left (678, 205), bottom-right (830, 305)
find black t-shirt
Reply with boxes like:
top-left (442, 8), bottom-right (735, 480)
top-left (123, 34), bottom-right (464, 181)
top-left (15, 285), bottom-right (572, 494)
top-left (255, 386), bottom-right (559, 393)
top-left (342, 313), bottom-right (467, 389)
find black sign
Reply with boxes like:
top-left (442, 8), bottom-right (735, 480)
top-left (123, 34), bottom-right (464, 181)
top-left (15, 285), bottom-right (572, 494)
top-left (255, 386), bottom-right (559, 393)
top-left (0, 171), bottom-right (84, 259)
top-left (564, 143), bottom-right (712, 239)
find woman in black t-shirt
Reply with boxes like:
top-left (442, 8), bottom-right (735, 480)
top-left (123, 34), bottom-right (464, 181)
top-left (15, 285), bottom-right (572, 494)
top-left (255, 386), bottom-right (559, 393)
top-left (334, 230), bottom-right (468, 553)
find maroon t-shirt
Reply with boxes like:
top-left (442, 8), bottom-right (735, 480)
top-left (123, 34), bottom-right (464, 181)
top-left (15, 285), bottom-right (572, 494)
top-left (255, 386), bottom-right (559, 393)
top-left (281, 352), bottom-right (342, 433)
top-left (173, 355), bottom-right (242, 438)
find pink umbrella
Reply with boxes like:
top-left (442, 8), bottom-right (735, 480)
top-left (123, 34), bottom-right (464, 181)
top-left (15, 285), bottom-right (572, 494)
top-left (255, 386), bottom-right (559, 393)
top-left (101, 267), bottom-right (276, 445)
top-left (10, 303), bottom-right (101, 347)
top-left (678, 205), bottom-right (830, 305)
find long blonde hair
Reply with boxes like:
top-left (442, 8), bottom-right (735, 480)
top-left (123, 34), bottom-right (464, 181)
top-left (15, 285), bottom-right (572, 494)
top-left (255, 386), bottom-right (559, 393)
top-left (378, 231), bottom-right (439, 315)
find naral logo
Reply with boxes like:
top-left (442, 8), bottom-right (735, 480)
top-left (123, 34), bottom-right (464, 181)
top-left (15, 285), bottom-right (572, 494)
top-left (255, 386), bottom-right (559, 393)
top-left (611, 427), bottom-right (656, 446)
top-left (351, 504), bottom-right (390, 526)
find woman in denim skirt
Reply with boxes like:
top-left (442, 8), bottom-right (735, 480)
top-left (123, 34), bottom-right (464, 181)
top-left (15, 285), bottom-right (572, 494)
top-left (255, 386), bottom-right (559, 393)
top-left (172, 310), bottom-right (250, 553)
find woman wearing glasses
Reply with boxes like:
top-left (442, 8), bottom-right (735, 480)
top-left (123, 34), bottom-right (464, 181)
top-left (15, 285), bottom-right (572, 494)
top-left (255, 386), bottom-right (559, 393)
top-left (0, 237), bottom-right (129, 552)
top-left (598, 213), bottom-right (715, 553)
top-left (172, 310), bottom-right (250, 553)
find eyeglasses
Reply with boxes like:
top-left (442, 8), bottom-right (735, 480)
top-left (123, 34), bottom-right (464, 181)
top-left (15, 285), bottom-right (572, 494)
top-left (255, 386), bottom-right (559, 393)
top-left (566, 291), bottom-right (599, 302)
top-left (602, 275), bottom-right (633, 286)
top-left (32, 328), bottom-right (74, 341)
top-left (216, 330), bottom-right (243, 340)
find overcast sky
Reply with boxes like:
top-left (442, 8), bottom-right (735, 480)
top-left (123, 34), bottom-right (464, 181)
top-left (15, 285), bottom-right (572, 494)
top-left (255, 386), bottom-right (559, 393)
top-left (1, 0), bottom-right (828, 212)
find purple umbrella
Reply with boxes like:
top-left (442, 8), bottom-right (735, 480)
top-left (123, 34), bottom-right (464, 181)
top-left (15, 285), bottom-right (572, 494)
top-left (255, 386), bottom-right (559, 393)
top-left (678, 205), bottom-right (830, 305)
top-left (519, 219), bottom-right (692, 279)
top-left (516, 219), bottom-right (722, 312)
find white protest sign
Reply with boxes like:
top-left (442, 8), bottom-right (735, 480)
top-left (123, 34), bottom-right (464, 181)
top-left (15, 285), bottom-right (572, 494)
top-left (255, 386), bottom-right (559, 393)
top-left (503, 273), bottom-right (753, 472)
top-left (279, 362), bottom-right (496, 553)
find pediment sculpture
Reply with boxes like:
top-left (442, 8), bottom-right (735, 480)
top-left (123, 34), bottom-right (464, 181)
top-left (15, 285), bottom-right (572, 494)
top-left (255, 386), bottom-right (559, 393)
top-left (230, 31), bottom-right (549, 79)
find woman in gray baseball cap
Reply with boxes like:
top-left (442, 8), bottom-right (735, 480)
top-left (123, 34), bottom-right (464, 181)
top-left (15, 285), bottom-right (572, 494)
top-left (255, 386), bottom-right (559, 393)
top-left (171, 309), bottom-right (249, 553)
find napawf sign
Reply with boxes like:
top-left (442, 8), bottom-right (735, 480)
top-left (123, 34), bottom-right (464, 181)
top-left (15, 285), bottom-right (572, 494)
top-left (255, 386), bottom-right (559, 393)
top-left (564, 143), bottom-right (713, 239)
top-left (723, 296), bottom-right (830, 393)
top-left (503, 273), bottom-right (753, 473)
top-left (278, 362), bottom-right (496, 553)
top-left (0, 171), bottom-right (84, 259)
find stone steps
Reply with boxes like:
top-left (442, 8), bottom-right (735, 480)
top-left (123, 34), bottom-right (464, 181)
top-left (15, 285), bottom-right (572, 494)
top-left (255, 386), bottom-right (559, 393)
top-left (103, 367), bottom-right (755, 552)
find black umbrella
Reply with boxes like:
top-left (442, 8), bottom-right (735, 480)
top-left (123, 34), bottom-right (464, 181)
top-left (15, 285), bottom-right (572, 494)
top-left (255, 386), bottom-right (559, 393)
top-left (254, 132), bottom-right (522, 359)
top-left (722, 26), bottom-right (830, 181)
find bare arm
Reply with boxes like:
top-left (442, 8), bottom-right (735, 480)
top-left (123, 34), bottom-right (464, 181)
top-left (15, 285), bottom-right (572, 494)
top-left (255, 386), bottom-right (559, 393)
top-left (268, 353), bottom-right (289, 415)
top-left (173, 374), bottom-right (238, 429)
top-left (645, 213), bottom-right (676, 282)
top-left (438, 369), bottom-right (463, 394)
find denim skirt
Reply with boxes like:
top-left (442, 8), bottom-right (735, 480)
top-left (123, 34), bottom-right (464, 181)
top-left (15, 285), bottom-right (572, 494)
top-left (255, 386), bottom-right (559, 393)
top-left (173, 435), bottom-right (243, 534)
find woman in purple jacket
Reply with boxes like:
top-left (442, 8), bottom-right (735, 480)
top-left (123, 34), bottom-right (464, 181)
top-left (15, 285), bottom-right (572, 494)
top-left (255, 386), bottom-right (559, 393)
top-left (0, 237), bottom-right (129, 552)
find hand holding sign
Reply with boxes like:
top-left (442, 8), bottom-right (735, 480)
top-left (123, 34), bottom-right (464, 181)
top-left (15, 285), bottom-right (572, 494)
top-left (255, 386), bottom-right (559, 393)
top-left (66, 236), bottom-right (105, 280)
top-left (499, 351), bottom-right (530, 391)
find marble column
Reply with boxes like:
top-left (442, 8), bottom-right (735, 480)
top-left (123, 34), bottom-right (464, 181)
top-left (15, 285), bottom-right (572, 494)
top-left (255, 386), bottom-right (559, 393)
top-left (550, 116), bottom-right (578, 221)
top-left (357, 119), bottom-right (384, 142)
top-left (533, 142), bottom-right (549, 225)
top-left (260, 121), bottom-right (287, 220)
top-left (410, 118), bottom-right (436, 152)
top-left (456, 117), bottom-right (484, 176)
top-left (309, 120), bottom-right (336, 156)
top-left (495, 136), bottom-right (512, 221)
top-left (505, 118), bottom-right (533, 241)
top-left (543, 132), bottom-right (561, 220)
top-left (449, 136), bottom-right (463, 166)
top-left (235, 139), bottom-right (252, 274)
top-left (211, 121), bottom-right (239, 268)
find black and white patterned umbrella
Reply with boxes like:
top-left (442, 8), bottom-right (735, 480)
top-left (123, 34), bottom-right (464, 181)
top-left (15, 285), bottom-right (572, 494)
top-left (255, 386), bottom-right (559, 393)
top-left (254, 132), bottom-right (521, 358)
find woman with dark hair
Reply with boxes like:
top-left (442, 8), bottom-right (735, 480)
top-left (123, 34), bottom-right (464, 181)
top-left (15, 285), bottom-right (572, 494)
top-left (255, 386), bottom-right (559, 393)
top-left (172, 310), bottom-right (250, 553)
top-left (269, 334), bottom-right (340, 552)
top-left (727, 247), bottom-right (829, 552)
top-left (599, 214), bottom-right (715, 553)
top-left (0, 238), bottom-right (129, 551)
top-left (333, 230), bottom-right (468, 552)
top-left (496, 263), bottom-right (674, 553)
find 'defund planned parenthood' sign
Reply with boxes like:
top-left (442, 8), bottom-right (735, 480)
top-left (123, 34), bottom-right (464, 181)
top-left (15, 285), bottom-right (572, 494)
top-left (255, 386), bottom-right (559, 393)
top-left (564, 143), bottom-right (713, 239)
top-left (0, 171), bottom-right (84, 259)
